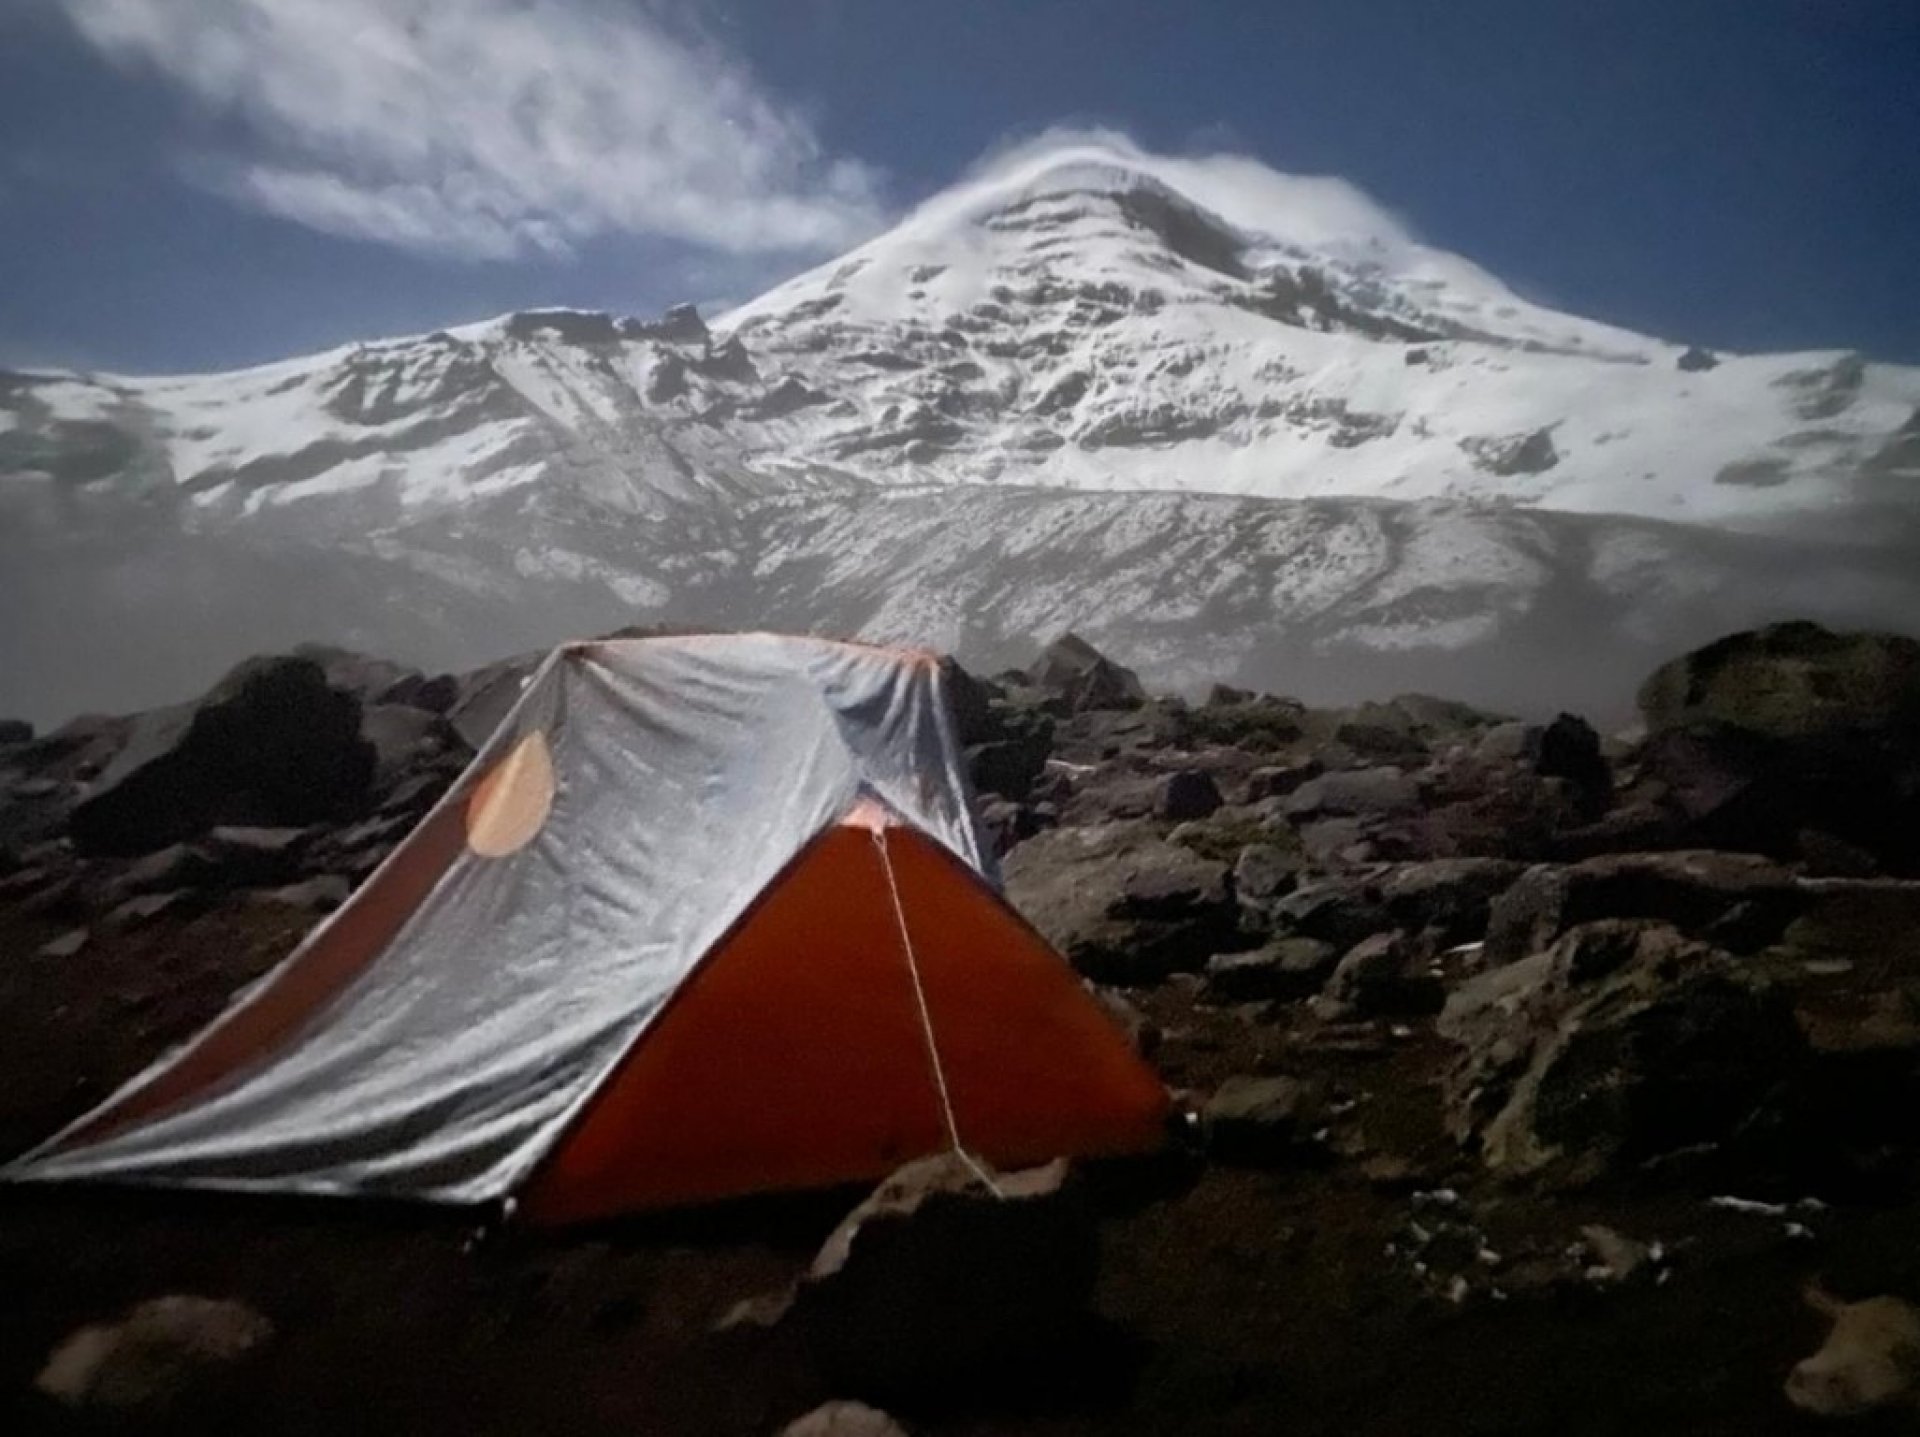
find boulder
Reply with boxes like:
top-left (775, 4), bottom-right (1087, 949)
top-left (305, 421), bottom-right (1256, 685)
top-left (781, 1402), bottom-right (913, 1437)
top-left (1483, 851), bottom-right (1799, 966)
top-left (1636, 625), bottom-right (1920, 869)
top-left (0, 718), bottom-right (32, 746)
top-left (937, 656), bottom-right (999, 745)
top-left (1379, 858), bottom-right (1527, 946)
top-left (1029, 633), bottom-right (1147, 713)
top-left (1232, 842), bottom-right (1302, 906)
top-left (1156, 769), bottom-right (1223, 822)
top-left (198, 825), bottom-right (312, 884)
top-left (360, 704), bottom-right (461, 785)
top-left (1677, 345), bottom-right (1719, 372)
top-left (36, 928), bottom-right (89, 959)
top-left (1204, 937), bottom-right (1337, 1003)
top-left (1245, 758), bottom-right (1323, 802)
top-left (1639, 623), bottom-right (1920, 742)
top-left (292, 642), bottom-right (419, 704)
top-left (1184, 694), bottom-right (1306, 752)
top-left (1440, 920), bottom-right (1808, 1182)
top-left (1203, 1075), bottom-right (1307, 1164)
top-left (253, 875), bottom-right (352, 912)
top-left (1534, 713), bottom-right (1610, 817)
top-left (36, 1295), bottom-right (274, 1414)
top-left (977, 797), bottom-right (1051, 854)
top-left (102, 891), bottom-right (195, 930)
top-left (447, 652), bottom-right (546, 750)
top-left (1284, 767), bottom-right (1421, 820)
top-left (965, 704), bottom-right (1055, 801)
top-left (376, 670), bottom-right (462, 714)
top-left (70, 656), bottom-right (374, 856)
top-left (1004, 821), bottom-right (1239, 984)
top-left (1318, 931), bottom-right (1443, 1018)
top-left (1797, 828), bottom-right (1881, 879)
top-left (1271, 878), bottom-right (1392, 953)
top-left (794, 1154), bottom-right (1097, 1402)
top-left (1334, 703), bottom-right (1428, 761)
top-left (1786, 1287), bottom-right (1920, 1418)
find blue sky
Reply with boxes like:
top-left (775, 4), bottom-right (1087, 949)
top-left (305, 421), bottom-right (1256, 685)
top-left (3, 0), bottom-right (1917, 374)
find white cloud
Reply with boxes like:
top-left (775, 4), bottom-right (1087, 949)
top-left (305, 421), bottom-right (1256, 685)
top-left (57, 0), bottom-right (887, 261)
top-left (931, 126), bottom-right (1421, 261)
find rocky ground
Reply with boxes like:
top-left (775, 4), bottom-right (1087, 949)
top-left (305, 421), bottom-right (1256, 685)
top-left (2, 622), bottom-right (1919, 1434)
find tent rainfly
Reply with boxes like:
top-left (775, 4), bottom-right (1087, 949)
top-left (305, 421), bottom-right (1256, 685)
top-left (7, 634), bottom-right (1169, 1222)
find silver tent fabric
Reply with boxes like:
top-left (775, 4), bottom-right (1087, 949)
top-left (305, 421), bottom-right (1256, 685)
top-left (9, 634), bottom-right (993, 1204)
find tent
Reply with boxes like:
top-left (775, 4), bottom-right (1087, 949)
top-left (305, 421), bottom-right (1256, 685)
top-left (9, 634), bottom-right (1169, 1223)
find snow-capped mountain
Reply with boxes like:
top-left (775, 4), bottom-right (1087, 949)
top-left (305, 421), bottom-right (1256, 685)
top-left (4, 139), bottom-right (1918, 724)
top-left (719, 139), bottom-right (1920, 528)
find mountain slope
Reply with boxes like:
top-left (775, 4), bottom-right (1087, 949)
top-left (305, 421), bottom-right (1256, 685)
top-left (4, 139), bottom-right (1918, 724)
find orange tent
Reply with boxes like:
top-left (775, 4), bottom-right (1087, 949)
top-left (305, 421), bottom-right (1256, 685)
top-left (9, 634), bottom-right (1168, 1221)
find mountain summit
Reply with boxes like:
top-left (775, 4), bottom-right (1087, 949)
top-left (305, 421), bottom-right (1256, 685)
top-left (3, 139), bottom-right (1918, 721)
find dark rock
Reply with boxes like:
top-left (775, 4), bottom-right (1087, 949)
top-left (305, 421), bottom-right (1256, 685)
top-left (1786, 1290), bottom-right (1920, 1418)
top-left (35, 1295), bottom-right (274, 1415)
top-left (1677, 345), bottom-right (1719, 372)
top-left (967, 739), bottom-right (1050, 803)
top-left (1466, 425), bottom-right (1559, 476)
top-left (1005, 821), bottom-right (1239, 984)
top-left (1029, 633), bottom-right (1147, 713)
top-left (1295, 817), bottom-right (1369, 869)
top-left (1380, 858), bottom-right (1528, 946)
top-left (201, 825), bottom-right (309, 866)
top-left (1204, 1075), bottom-right (1307, 1164)
top-left (1635, 618), bottom-right (1920, 741)
top-left (938, 657), bottom-right (999, 746)
top-left (1272, 878), bottom-right (1392, 952)
top-left (1183, 694), bottom-right (1305, 752)
top-left (1119, 853), bottom-right (1230, 919)
top-left (35, 928), bottom-right (89, 959)
top-left (794, 1155), bottom-right (1097, 1402)
top-left (1204, 937), bottom-right (1337, 1002)
top-left (1232, 842), bottom-right (1302, 905)
top-left (1797, 829), bottom-right (1881, 879)
top-left (292, 642), bottom-right (418, 704)
top-left (446, 651), bottom-right (546, 750)
top-left (1334, 706), bottom-right (1427, 761)
top-left (109, 843), bottom-right (219, 899)
top-left (1245, 758), bottom-right (1323, 802)
top-left (780, 1402), bottom-right (911, 1437)
top-left (1388, 693), bottom-right (1507, 737)
top-left (1284, 768), bottom-right (1420, 820)
top-left (1206, 684), bottom-right (1256, 707)
top-left (1483, 851), bottom-right (1798, 966)
top-left (1535, 713), bottom-right (1610, 817)
top-left (376, 671), bottom-right (461, 714)
top-left (70, 656), bottom-right (374, 857)
top-left (1475, 721), bottom-right (1538, 764)
top-left (360, 704), bottom-right (459, 784)
top-left (254, 875), bottom-right (352, 912)
top-left (1635, 624), bottom-right (1920, 867)
top-left (0, 719), bottom-right (32, 746)
top-left (1156, 769), bottom-right (1223, 822)
top-left (965, 706), bottom-right (1055, 801)
top-left (1319, 931), bottom-right (1442, 1018)
top-left (1440, 920), bottom-right (1809, 1182)
top-left (102, 891), bottom-right (194, 931)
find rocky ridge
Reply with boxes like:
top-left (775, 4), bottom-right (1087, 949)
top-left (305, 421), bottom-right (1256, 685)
top-left (2, 620), bottom-right (1919, 1432)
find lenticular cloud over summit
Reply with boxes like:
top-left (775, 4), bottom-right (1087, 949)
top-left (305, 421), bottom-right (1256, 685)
top-left (941, 128), bottom-right (1423, 261)
top-left (54, 0), bottom-right (886, 260)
